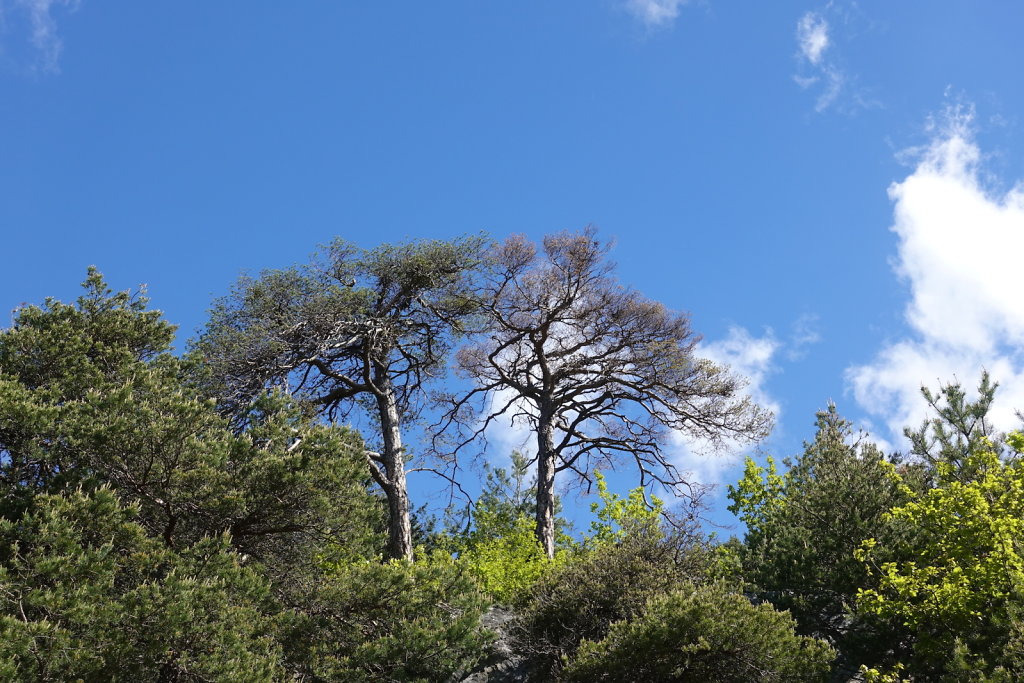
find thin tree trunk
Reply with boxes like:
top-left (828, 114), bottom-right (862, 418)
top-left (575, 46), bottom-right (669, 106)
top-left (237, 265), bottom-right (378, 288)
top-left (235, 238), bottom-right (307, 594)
top-left (535, 417), bottom-right (557, 559)
top-left (377, 381), bottom-right (414, 561)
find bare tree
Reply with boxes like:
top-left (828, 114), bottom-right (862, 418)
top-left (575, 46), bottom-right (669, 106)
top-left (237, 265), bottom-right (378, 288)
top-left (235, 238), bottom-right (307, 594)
top-left (195, 236), bottom-right (486, 560)
top-left (442, 229), bottom-right (772, 557)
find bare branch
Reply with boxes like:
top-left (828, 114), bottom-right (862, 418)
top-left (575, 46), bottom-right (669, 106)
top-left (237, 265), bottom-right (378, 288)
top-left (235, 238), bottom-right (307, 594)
top-left (438, 228), bottom-right (772, 557)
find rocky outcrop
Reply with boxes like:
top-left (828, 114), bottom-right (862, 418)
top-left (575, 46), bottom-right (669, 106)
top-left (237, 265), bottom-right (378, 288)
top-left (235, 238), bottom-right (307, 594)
top-left (456, 607), bottom-right (537, 683)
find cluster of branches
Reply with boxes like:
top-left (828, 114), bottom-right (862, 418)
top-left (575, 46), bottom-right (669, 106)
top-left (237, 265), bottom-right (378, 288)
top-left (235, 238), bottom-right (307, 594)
top-left (197, 228), bottom-right (771, 559)
top-left (438, 229), bottom-right (771, 556)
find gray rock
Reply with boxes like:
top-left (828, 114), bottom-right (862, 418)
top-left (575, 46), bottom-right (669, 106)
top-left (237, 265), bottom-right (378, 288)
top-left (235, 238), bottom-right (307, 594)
top-left (455, 607), bottom-right (538, 683)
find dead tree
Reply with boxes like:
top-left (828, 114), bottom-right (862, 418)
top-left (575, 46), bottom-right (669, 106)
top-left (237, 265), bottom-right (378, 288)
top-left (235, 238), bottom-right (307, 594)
top-left (442, 229), bottom-right (772, 557)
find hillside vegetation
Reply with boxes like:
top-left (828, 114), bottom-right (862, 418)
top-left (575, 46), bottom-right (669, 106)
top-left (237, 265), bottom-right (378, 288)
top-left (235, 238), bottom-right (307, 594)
top-left (2, 233), bottom-right (1022, 681)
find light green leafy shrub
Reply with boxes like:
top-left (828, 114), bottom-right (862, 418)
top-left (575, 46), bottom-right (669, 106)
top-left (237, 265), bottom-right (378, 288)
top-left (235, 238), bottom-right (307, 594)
top-left (457, 508), bottom-right (561, 606)
top-left (856, 436), bottom-right (1024, 678)
top-left (448, 453), bottom-right (574, 606)
top-left (586, 470), bottom-right (663, 547)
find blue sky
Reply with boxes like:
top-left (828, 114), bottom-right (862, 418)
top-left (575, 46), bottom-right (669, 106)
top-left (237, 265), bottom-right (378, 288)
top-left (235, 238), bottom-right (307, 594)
top-left (4, 1), bottom-right (1024, 531)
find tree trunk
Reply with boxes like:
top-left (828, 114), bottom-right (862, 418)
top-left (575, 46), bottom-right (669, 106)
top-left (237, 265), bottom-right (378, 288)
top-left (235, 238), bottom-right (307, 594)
top-left (377, 380), bottom-right (414, 561)
top-left (535, 417), bottom-right (557, 559)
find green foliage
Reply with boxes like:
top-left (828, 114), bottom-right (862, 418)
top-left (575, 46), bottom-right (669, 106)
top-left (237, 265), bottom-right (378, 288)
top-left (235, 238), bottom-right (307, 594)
top-left (195, 234), bottom-right (488, 422)
top-left (847, 377), bottom-right (1024, 678)
top-left (0, 269), bottom-right (384, 560)
top-left (563, 582), bottom-right (835, 682)
top-left (0, 267), bottom-right (175, 395)
top-left (727, 405), bottom-right (915, 656)
top-left (0, 269), bottom-right (178, 518)
top-left (0, 487), bottom-right (283, 681)
top-left (0, 271), bottom-right (426, 680)
top-left (516, 523), bottom-right (711, 677)
top-left (727, 455), bottom-right (785, 529)
top-left (457, 508), bottom-right (554, 607)
top-left (904, 372), bottom-right (1007, 482)
top-left (196, 235), bottom-right (490, 559)
top-left (219, 391), bottom-right (386, 567)
top-left (455, 468), bottom-right (669, 610)
top-left (858, 663), bottom-right (910, 683)
top-left (287, 552), bottom-right (491, 682)
top-left (706, 536), bottom-right (745, 584)
top-left (445, 453), bottom-right (574, 606)
top-left (586, 470), bottom-right (663, 547)
top-left (856, 439), bottom-right (1024, 677)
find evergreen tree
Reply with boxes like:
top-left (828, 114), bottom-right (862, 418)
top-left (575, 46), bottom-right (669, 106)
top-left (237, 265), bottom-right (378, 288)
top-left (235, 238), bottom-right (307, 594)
top-left (728, 405), bottom-right (919, 673)
top-left (0, 270), bottom-right (492, 680)
top-left (197, 236), bottom-right (488, 560)
top-left (0, 487), bottom-right (283, 682)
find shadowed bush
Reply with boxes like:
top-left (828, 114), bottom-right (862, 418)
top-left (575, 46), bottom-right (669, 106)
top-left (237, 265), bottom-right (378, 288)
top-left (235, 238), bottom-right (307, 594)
top-left (564, 582), bottom-right (835, 682)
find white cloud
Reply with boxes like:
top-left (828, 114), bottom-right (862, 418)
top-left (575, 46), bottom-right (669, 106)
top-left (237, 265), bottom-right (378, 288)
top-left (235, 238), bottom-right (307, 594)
top-left (624, 0), bottom-right (689, 28)
top-left (671, 327), bottom-right (781, 488)
top-left (793, 75), bottom-right (819, 90)
top-left (481, 386), bottom-right (537, 463)
top-left (699, 326), bottom-right (782, 420)
top-left (847, 105), bottom-right (1024, 444)
top-left (1, 0), bottom-right (78, 73)
top-left (855, 418), bottom-right (896, 458)
top-left (797, 12), bottom-right (829, 65)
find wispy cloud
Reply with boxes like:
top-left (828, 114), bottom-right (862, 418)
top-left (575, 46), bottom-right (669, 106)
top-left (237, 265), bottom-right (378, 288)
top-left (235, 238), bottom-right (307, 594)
top-left (1, 0), bottom-right (78, 74)
top-left (815, 67), bottom-right (844, 112)
top-left (796, 12), bottom-right (829, 65)
top-left (624, 0), bottom-right (690, 29)
top-left (699, 327), bottom-right (782, 422)
top-left (847, 104), bottom-right (1024, 443)
top-left (787, 313), bottom-right (821, 361)
top-left (792, 7), bottom-right (868, 114)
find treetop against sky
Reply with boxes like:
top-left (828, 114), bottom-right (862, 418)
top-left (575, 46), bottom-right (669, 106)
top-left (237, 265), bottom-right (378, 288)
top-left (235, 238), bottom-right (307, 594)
top-left (4, 1), bottom-right (1024, 526)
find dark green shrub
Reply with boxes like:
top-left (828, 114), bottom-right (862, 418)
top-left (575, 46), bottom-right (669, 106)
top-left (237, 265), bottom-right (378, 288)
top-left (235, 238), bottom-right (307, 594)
top-left (284, 552), bottom-right (492, 682)
top-left (564, 582), bottom-right (835, 682)
top-left (0, 487), bottom-right (283, 682)
top-left (516, 525), bottom-right (710, 675)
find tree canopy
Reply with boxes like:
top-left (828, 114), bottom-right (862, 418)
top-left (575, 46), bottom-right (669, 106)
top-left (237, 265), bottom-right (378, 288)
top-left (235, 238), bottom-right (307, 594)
top-left (196, 236), bottom-right (488, 560)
